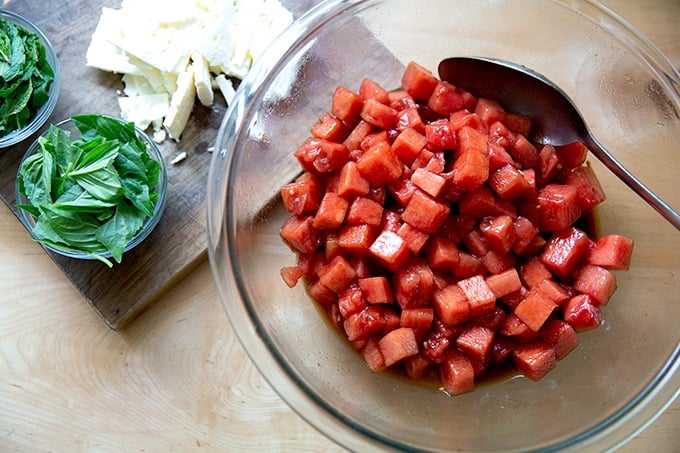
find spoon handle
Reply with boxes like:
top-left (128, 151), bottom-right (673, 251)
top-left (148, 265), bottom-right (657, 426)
top-left (586, 136), bottom-right (680, 231)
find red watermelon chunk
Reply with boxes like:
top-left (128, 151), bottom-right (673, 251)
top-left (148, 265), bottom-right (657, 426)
top-left (401, 190), bottom-right (451, 234)
top-left (401, 61), bottom-right (439, 101)
top-left (514, 287), bottom-right (558, 332)
top-left (379, 327), bottom-right (419, 367)
top-left (539, 319), bottom-right (579, 360)
top-left (347, 197), bottom-right (384, 228)
top-left (318, 255), bottom-right (356, 294)
top-left (456, 325), bottom-right (496, 363)
top-left (440, 349), bottom-right (475, 395)
top-left (563, 294), bottom-right (602, 330)
top-left (540, 227), bottom-right (591, 278)
top-left (537, 184), bottom-right (582, 232)
top-left (573, 264), bottom-right (617, 306)
top-left (313, 192), bottom-right (349, 230)
top-left (433, 284), bottom-right (471, 325)
top-left (486, 268), bottom-right (523, 298)
top-left (359, 78), bottom-right (390, 104)
top-left (331, 85), bottom-right (363, 124)
top-left (358, 276), bottom-right (393, 304)
top-left (513, 341), bottom-right (557, 381)
top-left (280, 172), bottom-right (323, 215)
top-left (361, 337), bottom-right (386, 372)
top-left (370, 230), bottom-right (410, 271)
top-left (457, 275), bottom-right (496, 318)
top-left (337, 161), bottom-right (371, 198)
top-left (400, 307), bottom-right (435, 330)
top-left (312, 112), bottom-right (349, 143)
top-left (280, 215), bottom-right (321, 254)
top-left (585, 234), bottom-right (634, 270)
top-left (565, 164), bottom-right (607, 210)
top-left (394, 260), bottom-right (435, 309)
top-left (357, 140), bottom-right (403, 186)
top-left (361, 98), bottom-right (398, 130)
top-left (391, 127), bottom-right (427, 165)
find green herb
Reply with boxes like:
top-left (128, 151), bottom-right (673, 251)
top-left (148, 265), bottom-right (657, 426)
top-left (17, 115), bottom-right (162, 267)
top-left (0, 16), bottom-right (55, 137)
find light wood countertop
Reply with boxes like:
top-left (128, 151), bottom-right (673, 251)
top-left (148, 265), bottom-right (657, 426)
top-left (1, 1), bottom-right (678, 451)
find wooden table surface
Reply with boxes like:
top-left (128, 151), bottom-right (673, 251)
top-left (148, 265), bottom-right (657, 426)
top-left (1, 1), bottom-right (678, 451)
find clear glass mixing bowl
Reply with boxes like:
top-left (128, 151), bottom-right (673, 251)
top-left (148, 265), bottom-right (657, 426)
top-left (207, 1), bottom-right (679, 451)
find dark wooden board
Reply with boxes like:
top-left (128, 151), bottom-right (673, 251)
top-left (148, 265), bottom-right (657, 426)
top-left (0, 0), bottom-right (226, 330)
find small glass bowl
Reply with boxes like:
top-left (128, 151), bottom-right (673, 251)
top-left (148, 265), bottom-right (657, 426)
top-left (0, 9), bottom-right (61, 149)
top-left (15, 116), bottom-right (167, 263)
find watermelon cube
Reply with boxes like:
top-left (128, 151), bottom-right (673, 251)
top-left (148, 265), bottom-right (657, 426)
top-left (379, 327), bottom-right (419, 367)
top-left (358, 276), bottom-right (393, 304)
top-left (401, 61), bottom-right (439, 101)
top-left (394, 260), bottom-right (435, 309)
top-left (573, 264), bottom-right (617, 305)
top-left (513, 341), bottom-right (557, 381)
top-left (585, 234), bottom-right (634, 270)
top-left (361, 337), bottom-right (386, 372)
top-left (563, 294), bottom-right (602, 330)
top-left (539, 319), bottom-right (579, 360)
top-left (280, 215), bottom-right (321, 254)
top-left (433, 284), bottom-right (471, 325)
top-left (540, 227), bottom-right (591, 278)
top-left (514, 287), bottom-right (558, 332)
top-left (457, 274), bottom-right (496, 318)
top-left (440, 349), bottom-right (475, 395)
top-left (537, 184), bottom-right (582, 232)
top-left (456, 325), bottom-right (496, 363)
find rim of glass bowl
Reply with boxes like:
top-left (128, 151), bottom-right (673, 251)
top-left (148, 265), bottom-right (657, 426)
top-left (207, 1), bottom-right (680, 451)
top-left (0, 9), bottom-right (61, 149)
top-left (15, 116), bottom-right (168, 261)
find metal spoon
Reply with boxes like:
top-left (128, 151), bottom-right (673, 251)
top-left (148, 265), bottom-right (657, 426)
top-left (438, 56), bottom-right (680, 231)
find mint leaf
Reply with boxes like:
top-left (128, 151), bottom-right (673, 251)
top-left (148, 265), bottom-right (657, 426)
top-left (0, 17), bottom-right (55, 136)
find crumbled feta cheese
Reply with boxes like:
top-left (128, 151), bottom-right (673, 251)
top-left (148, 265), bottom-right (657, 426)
top-left (86, 0), bottom-right (294, 142)
top-left (171, 151), bottom-right (187, 165)
top-left (118, 93), bottom-right (170, 130)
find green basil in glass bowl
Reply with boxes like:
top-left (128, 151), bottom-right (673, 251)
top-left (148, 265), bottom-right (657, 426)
top-left (15, 115), bottom-right (167, 267)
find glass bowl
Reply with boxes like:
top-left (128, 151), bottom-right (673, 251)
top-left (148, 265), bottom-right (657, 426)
top-left (0, 9), bottom-right (60, 148)
top-left (207, 0), bottom-right (680, 451)
top-left (16, 116), bottom-right (167, 264)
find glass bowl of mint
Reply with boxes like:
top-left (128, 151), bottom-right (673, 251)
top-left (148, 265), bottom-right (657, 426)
top-left (15, 115), bottom-right (167, 267)
top-left (0, 9), bottom-right (60, 148)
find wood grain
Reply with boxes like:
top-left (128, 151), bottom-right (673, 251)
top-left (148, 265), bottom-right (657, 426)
top-left (0, 0), bottom-right (225, 330)
top-left (0, 0), bottom-right (677, 452)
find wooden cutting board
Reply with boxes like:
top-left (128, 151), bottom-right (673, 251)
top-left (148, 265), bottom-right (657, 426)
top-left (0, 0), bottom-right (228, 330)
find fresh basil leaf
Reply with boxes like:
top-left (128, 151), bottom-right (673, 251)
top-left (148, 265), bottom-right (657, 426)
top-left (18, 137), bottom-right (55, 206)
top-left (120, 177), bottom-right (154, 217)
top-left (72, 114), bottom-right (140, 144)
top-left (72, 162), bottom-right (123, 203)
top-left (52, 184), bottom-right (116, 212)
top-left (33, 205), bottom-right (102, 250)
top-left (96, 200), bottom-right (145, 263)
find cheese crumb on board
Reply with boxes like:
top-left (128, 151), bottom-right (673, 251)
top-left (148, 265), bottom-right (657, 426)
top-left (86, 0), bottom-right (294, 142)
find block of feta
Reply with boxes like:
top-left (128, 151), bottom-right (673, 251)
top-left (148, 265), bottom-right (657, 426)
top-left (118, 93), bottom-right (170, 131)
top-left (86, 0), bottom-right (294, 142)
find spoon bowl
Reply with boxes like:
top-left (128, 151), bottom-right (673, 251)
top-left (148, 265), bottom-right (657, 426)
top-left (438, 56), bottom-right (680, 230)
